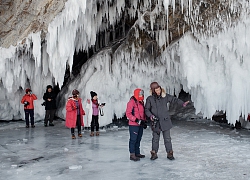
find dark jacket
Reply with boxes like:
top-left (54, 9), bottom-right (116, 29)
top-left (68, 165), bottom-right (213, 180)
top-left (43, 90), bottom-right (57, 110)
top-left (145, 88), bottom-right (184, 131)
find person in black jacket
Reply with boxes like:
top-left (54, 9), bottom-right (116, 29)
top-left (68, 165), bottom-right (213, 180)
top-left (145, 82), bottom-right (189, 160)
top-left (43, 85), bottom-right (57, 127)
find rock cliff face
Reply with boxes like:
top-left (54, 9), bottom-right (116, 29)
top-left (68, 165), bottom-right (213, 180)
top-left (0, 0), bottom-right (241, 49)
top-left (0, 0), bottom-right (66, 48)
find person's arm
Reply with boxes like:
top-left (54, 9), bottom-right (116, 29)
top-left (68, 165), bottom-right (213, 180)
top-left (51, 93), bottom-right (56, 101)
top-left (167, 94), bottom-right (184, 106)
top-left (31, 94), bottom-right (37, 100)
top-left (126, 100), bottom-right (136, 122)
top-left (21, 96), bottom-right (26, 104)
top-left (43, 93), bottom-right (47, 101)
top-left (145, 97), bottom-right (153, 119)
top-left (66, 100), bottom-right (76, 111)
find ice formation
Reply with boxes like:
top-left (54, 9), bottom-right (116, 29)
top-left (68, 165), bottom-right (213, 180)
top-left (0, 0), bottom-right (250, 127)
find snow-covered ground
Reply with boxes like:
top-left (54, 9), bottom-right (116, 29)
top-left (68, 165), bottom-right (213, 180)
top-left (1, 117), bottom-right (250, 180)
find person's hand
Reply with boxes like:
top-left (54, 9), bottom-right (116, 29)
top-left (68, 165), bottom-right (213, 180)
top-left (87, 99), bottom-right (90, 104)
top-left (183, 101), bottom-right (189, 107)
top-left (24, 101), bottom-right (28, 104)
top-left (48, 98), bottom-right (51, 101)
top-left (150, 115), bottom-right (155, 121)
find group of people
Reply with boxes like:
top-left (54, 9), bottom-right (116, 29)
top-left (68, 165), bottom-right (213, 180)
top-left (20, 86), bottom-right (102, 139)
top-left (126, 82), bottom-right (189, 161)
top-left (20, 81), bottom-right (189, 162)
top-left (64, 90), bottom-right (103, 139)
top-left (21, 85), bottom-right (56, 128)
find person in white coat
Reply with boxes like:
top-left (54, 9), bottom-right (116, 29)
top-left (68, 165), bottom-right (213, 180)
top-left (86, 91), bottom-right (105, 136)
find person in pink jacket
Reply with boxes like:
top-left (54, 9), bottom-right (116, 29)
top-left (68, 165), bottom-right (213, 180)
top-left (65, 89), bottom-right (85, 139)
top-left (126, 88), bottom-right (147, 161)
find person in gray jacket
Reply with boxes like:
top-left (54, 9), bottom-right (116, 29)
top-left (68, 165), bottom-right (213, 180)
top-left (145, 82), bottom-right (189, 160)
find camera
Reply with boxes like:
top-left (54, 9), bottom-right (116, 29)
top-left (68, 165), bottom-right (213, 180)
top-left (41, 102), bottom-right (46, 106)
top-left (24, 101), bottom-right (30, 107)
top-left (101, 103), bottom-right (106, 106)
top-left (152, 116), bottom-right (159, 128)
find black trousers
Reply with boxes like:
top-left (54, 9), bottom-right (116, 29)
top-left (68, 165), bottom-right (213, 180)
top-left (44, 109), bottom-right (56, 124)
top-left (71, 115), bottom-right (81, 134)
top-left (91, 115), bottom-right (99, 132)
top-left (25, 109), bottom-right (34, 126)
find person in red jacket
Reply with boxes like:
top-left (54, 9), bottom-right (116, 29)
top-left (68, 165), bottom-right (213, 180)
top-left (65, 89), bottom-right (85, 139)
top-left (21, 88), bottom-right (38, 128)
top-left (126, 88), bottom-right (147, 161)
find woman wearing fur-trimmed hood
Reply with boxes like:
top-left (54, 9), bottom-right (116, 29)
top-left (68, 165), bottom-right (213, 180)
top-left (145, 82), bottom-right (189, 161)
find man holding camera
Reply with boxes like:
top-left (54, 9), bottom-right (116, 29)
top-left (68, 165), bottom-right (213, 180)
top-left (21, 88), bottom-right (37, 128)
top-left (145, 82), bottom-right (189, 160)
top-left (126, 88), bottom-right (147, 161)
top-left (43, 85), bottom-right (57, 127)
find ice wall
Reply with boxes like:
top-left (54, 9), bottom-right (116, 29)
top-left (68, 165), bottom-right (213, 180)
top-left (179, 17), bottom-right (250, 125)
top-left (0, 0), bottom-right (249, 126)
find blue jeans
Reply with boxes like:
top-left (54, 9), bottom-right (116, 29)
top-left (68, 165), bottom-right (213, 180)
top-left (24, 109), bottom-right (34, 126)
top-left (129, 125), bottom-right (143, 154)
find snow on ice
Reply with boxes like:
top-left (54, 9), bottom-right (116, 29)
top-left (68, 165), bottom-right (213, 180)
top-left (1, 119), bottom-right (250, 179)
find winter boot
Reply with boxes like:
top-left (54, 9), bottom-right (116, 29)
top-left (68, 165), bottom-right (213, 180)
top-left (72, 134), bottom-right (76, 139)
top-left (78, 133), bottom-right (82, 137)
top-left (167, 151), bottom-right (175, 160)
top-left (130, 153), bottom-right (140, 161)
top-left (90, 132), bottom-right (94, 137)
top-left (136, 154), bottom-right (145, 158)
top-left (96, 131), bottom-right (100, 136)
top-left (49, 123), bottom-right (54, 126)
top-left (150, 150), bottom-right (158, 160)
top-left (31, 125), bottom-right (35, 128)
top-left (44, 123), bottom-right (48, 127)
top-left (26, 125), bottom-right (29, 128)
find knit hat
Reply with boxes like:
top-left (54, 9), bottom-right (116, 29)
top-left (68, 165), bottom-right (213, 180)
top-left (134, 88), bottom-right (144, 101)
top-left (90, 91), bottom-right (97, 98)
top-left (25, 88), bottom-right (31, 93)
top-left (72, 89), bottom-right (79, 96)
top-left (46, 85), bottom-right (52, 90)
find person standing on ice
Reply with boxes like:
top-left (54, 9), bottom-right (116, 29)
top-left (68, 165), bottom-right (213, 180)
top-left (126, 88), bottom-right (147, 161)
top-left (21, 88), bottom-right (38, 128)
top-left (43, 85), bottom-right (57, 127)
top-left (86, 91), bottom-right (105, 136)
top-left (65, 89), bottom-right (85, 139)
top-left (145, 82), bottom-right (189, 160)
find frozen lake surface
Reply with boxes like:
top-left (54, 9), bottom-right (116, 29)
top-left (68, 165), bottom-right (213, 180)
top-left (1, 118), bottom-right (250, 180)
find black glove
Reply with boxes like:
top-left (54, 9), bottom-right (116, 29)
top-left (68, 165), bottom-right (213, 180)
top-left (140, 120), bottom-right (147, 129)
top-left (135, 118), bottom-right (142, 125)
